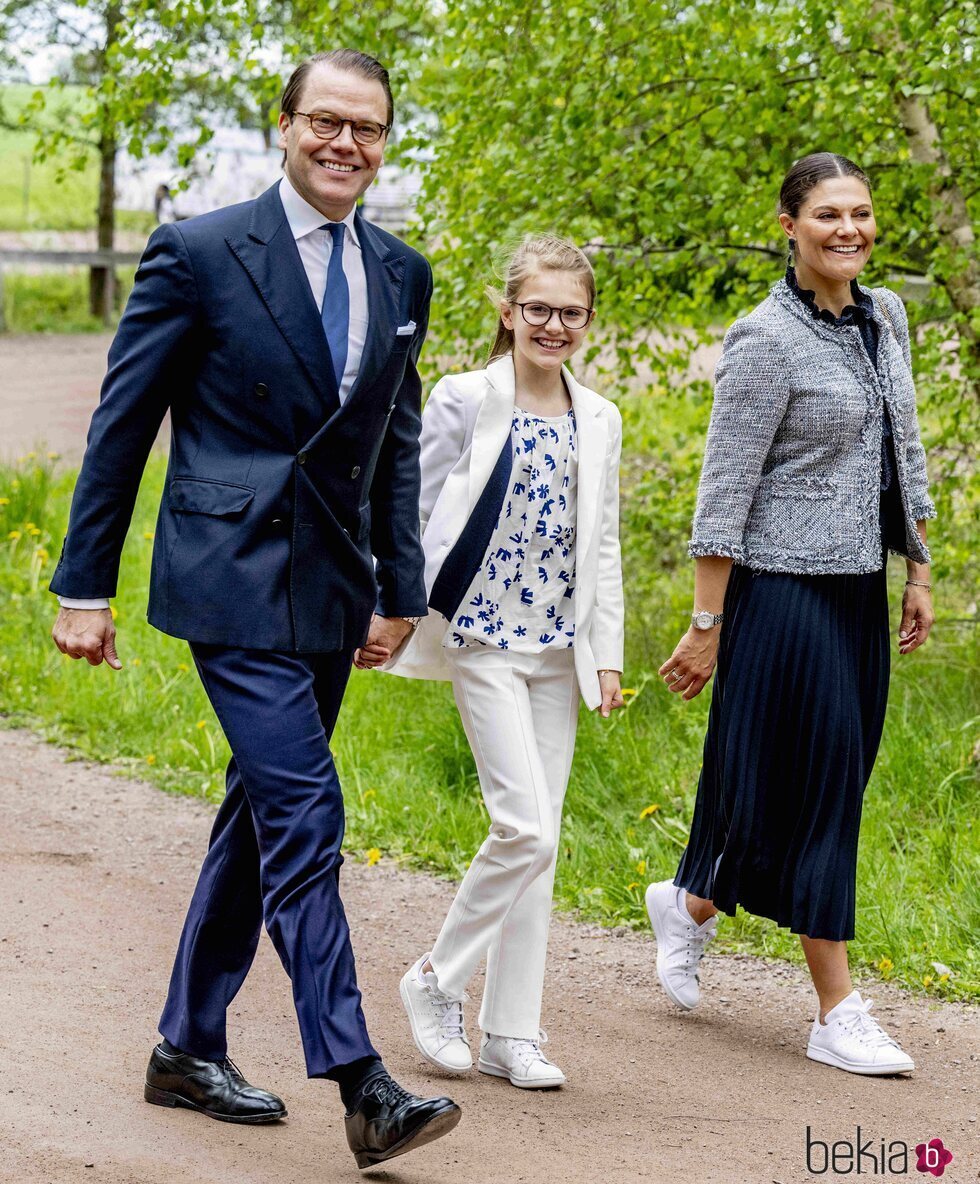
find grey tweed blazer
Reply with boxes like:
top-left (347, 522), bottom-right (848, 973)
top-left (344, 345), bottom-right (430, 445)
top-left (689, 279), bottom-right (935, 574)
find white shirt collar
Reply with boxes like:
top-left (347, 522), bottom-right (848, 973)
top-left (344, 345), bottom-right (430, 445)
top-left (278, 175), bottom-right (360, 248)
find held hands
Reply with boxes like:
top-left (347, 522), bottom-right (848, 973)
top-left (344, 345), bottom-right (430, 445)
top-left (353, 614), bottom-right (414, 670)
top-left (51, 607), bottom-right (122, 670)
top-left (899, 584), bottom-right (934, 655)
top-left (659, 626), bottom-right (719, 700)
top-left (597, 670), bottom-right (626, 718)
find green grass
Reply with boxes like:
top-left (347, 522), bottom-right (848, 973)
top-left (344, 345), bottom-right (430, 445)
top-left (1, 271), bottom-right (134, 333)
top-left (1, 411), bottom-right (977, 1003)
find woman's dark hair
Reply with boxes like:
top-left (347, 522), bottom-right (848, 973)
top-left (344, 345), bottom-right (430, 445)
top-left (778, 152), bottom-right (872, 217)
top-left (280, 49), bottom-right (394, 135)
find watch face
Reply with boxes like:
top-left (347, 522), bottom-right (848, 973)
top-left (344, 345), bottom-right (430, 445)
top-left (695, 611), bottom-right (714, 629)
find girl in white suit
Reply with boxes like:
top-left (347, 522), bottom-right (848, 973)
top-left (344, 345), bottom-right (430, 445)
top-left (361, 235), bottom-right (625, 1089)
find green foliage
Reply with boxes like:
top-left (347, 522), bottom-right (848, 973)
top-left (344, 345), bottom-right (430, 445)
top-left (1, 270), bottom-right (133, 331)
top-left (1, 445), bottom-right (977, 1001)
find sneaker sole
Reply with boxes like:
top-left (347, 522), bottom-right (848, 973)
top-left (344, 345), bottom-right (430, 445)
top-left (353, 1101), bottom-right (462, 1169)
top-left (645, 883), bottom-right (697, 1012)
top-left (477, 1059), bottom-right (566, 1089)
top-left (144, 1082), bottom-right (287, 1123)
top-left (398, 975), bottom-right (473, 1074)
top-left (806, 1045), bottom-right (914, 1076)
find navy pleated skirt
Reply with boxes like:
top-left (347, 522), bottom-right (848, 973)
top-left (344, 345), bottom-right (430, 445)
top-left (675, 563), bottom-right (890, 942)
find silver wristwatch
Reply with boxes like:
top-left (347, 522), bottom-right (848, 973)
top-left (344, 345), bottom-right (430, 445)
top-left (691, 610), bottom-right (724, 630)
top-left (397, 615), bottom-right (422, 630)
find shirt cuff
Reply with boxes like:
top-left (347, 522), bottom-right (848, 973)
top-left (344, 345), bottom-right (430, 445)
top-left (58, 596), bottom-right (111, 610)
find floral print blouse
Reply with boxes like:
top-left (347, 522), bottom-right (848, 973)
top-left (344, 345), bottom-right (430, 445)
top-left (445, 408), bottom-right (578, 652)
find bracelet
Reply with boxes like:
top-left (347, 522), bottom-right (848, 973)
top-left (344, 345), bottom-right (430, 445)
top-left (597, 669), bottom-right (620, 677)
top-left (905, 580), bottom-right (932, 591)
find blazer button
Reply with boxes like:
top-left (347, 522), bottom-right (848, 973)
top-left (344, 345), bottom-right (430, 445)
top-left (254, 382), bottom-right (269, 398)
top-left (351, 465), bottom-right (361, 479)
top-left (297, 452), bottom-right (307, 465)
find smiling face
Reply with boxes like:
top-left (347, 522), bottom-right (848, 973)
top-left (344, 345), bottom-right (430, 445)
top-left (779, 175), bottom-right (876, 288)
top-left (501, 269), bottom-right (594, 375)
top-left (278, 63), bottom-right (388, 221)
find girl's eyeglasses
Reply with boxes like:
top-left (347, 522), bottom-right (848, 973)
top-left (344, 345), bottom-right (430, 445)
top-left (511, 302), bottom-right (594, 330)
top-left (292, 111), bottom-right (390, 146)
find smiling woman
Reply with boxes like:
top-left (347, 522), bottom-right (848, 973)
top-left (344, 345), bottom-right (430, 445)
top-left (649, 151), bottom-right (937, 1080)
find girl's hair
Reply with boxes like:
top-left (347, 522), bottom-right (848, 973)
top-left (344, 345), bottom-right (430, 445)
top-left (487, 234), bottom-right (596, 363)
top-left (778, 152), bottom-right (872, 218)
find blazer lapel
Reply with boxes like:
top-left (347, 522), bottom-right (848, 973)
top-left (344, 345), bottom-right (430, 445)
top-left (225, 183), bottom-right (340, 414)
top-left (336, 213), bottom-right (400, 414)
top-left (566, 367), bottom-right (607, 560)
top-left (468, 357), bottom-right (518, 512)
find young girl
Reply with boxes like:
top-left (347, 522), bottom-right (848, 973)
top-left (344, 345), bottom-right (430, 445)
top-left (359, 234), bottom-right (625, 1088)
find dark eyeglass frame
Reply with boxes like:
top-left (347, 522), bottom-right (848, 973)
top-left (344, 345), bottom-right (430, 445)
top-left (292, 110), bottom-right (391, 146)
top-left (510, 301), bottom-right (595, 330)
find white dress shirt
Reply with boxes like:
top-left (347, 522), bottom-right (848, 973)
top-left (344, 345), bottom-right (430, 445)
top-left (59, 176), bottom-right (370, 612)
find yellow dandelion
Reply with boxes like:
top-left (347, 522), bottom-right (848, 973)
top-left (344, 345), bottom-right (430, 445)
top-left (635, 859), bottom-right (646, 876)
top-left (25, 522), bottom-right (36, 530)
top-left (131, 657), bottom-right (142, 667)
top-left (28, 527), bottom-right (40, 537)
top-left (46, 451), bottom-right (60, 460)
top-left (109, 605), bottom-right (118, 620)
top-left (196, 720), bottom-right (207, 729)
top-left (143, 531), bottom-right (154, 540)
top-left (362, 788), bottom-right (377, 801)
top-left (621, 687), bottom-right (638, 697)
top-left (640, 804), bottom-right (660, 819)
top-left (876, 956), bottom-right (894, 973)
top-left (626, 881), bottom-right (639, 891)
top-left (939, 973), bottom-right (949, 984)
top-left (11, 479), bottom-right (19, 490)
top-left (35, 547), bottom-right (49, 563)
top-left (0, 497), bottom-right (9, 506)
top-left (7, 530), bottom-right (21, 540)
top-left (177, 662), bottom-right (189, 673)
top-left (922, 975), bottom-right (933, 988)
top-left (146, 754), bottom-right (157, 765)
top-left (366, 847), bottom-right (382, 866)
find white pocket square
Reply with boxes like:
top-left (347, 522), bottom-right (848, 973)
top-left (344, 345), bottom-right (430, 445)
top-left (395, 321), bottom-right (417, 336)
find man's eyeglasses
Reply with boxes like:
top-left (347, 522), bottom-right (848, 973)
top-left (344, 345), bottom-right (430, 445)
top-left (292, 111), bottom-right (390, 146)
top-left (510, 301), bottom-right (594, 330)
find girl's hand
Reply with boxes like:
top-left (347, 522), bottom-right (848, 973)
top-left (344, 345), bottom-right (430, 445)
top-left (597, 670), bottom-right (626, 718)
top-left (659, 627), bottom-right (720, 700)
top-left (899, 584), bottom-right (934, 654)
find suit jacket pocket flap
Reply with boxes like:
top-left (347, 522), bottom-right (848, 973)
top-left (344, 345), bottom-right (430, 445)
top-left (770, 477), bottom-right (837, 500)
top-left (169, 477), bottom-right (255, 516)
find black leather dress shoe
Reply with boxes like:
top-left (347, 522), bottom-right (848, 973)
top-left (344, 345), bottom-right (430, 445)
top-left (144, 1043), bottom-right (287, 1124)
top-left (344, 1072), bottom-right (461, 1169)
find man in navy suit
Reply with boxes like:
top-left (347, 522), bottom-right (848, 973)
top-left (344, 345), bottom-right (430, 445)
top-left (49, 49), bottom-right (461, 1169)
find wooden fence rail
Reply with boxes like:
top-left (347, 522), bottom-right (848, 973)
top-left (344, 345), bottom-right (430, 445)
top-left (0, 249), bottom-right (144, 332)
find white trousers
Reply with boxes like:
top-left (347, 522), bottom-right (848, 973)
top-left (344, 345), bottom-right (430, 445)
top-left (429, 645), bottom-right (579, 1039)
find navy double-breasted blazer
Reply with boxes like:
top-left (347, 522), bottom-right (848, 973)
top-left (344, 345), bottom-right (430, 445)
top-left (50, 182), bottom-right (432, 652)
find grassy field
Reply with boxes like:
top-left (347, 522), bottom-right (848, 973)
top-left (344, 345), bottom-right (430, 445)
top-left (1, 386), bottom-right (977, 1003)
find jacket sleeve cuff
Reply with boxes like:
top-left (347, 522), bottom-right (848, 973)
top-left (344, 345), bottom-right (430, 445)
top-left (688, 539), bottom-right (746, 562)
top-left (910, 503), bottom-right (937, 522)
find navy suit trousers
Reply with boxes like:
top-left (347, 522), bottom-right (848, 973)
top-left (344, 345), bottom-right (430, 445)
top-left (158, 646), bottom-right (378, 1077)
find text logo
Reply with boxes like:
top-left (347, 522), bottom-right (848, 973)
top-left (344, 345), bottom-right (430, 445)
top-left (915, 1138), bottom-right (953, 1178)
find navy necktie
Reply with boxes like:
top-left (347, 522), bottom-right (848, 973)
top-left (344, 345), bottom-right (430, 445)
top-left (321, 222), bottom-right (349, 394)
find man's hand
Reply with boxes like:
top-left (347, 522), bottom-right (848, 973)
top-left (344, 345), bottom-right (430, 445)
top-left (353, 615), bottom-right (414, 670)
top-left (52, 607), bottom-right (122, 670)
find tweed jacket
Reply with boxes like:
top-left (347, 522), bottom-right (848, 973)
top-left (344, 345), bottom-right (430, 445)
top-left (689, 279), bottom-right (935, 574)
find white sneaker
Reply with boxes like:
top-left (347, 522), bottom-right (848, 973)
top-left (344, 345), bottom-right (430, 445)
top-left (645, 880), bottom-right (717, 1010)
top-left (478, 1032), bottom-right (566, 1089)
top-left (399, 954), bottom-right (472, 1073)
top-left (806, 990), bottom-right (914, 1076)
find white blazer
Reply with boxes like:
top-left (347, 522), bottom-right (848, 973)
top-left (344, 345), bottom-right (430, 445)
top-left (384, 354), bottom-right (624, 710)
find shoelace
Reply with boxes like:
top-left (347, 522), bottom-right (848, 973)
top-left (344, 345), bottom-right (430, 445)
top-left (370, 1075), bottom-right (415, 1108)
top-left (506, 1030), bottom-right (552, 1068)
top-left (841, 999), bottom-right (899, 1049)
top-left (678, 919), bottom-right (716, 971)
top-left (425, 980), bottom-right (468, 1041)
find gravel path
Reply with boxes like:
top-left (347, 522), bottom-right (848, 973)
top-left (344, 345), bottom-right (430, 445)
top-left (0, 726), bottom-right (976, 1183)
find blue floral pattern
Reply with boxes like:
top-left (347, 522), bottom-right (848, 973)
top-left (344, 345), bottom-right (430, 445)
top-left (446, 408), bottom-right (577, 652)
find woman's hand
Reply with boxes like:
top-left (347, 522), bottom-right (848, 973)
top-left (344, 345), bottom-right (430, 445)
top-left (597, 670), bottom-right (626, 718)
top-left (899, 584), bottom-right (934, 654)
top-left (659, 627), bottom-right (720, 700)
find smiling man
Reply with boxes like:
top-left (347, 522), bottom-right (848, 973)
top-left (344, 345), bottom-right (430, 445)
top-left (48, 50), bottom-right (460, 1168)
